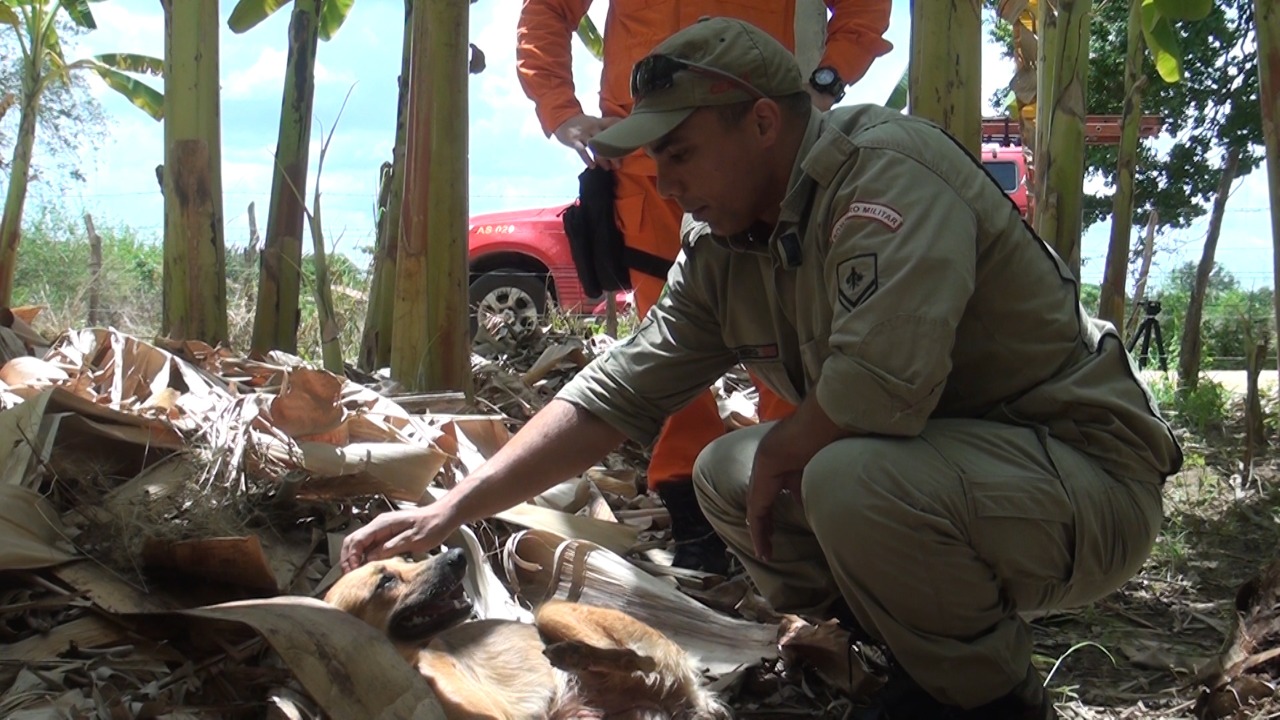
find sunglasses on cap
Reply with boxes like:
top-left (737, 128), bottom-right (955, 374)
top-left (630, 54), bottom-right (766, 102)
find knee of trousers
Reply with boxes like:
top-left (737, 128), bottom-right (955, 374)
top-left (690, 424), bottom-right (770, 514)
top-left (799, 438), bottom-right (929, 552)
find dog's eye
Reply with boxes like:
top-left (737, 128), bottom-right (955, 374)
top-left (377, 573), bottom-right (398, 592)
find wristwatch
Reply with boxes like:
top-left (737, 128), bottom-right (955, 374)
top-left (809, 66), bottom-right (845, 103)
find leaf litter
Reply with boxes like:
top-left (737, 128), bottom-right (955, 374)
top-left (0, 316), bottom-right (1278, 719)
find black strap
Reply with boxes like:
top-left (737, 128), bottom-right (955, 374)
top-left (624, 246), bottom-right (674, 280)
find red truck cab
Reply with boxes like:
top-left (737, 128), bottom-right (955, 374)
top-left (979, 145), bottom-right (1032, 218)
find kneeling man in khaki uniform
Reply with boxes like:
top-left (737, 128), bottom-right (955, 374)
top-left (341, 17), bottom-right (1182, 720)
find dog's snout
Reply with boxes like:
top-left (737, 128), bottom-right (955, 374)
top-left (443, 547), bottom-right (466, 574)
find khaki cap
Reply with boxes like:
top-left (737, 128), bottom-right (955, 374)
top-left (589, 17), bottom-right (804, 158)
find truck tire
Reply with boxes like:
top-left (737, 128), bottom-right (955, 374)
top-left (469, 270), bottom-right (548, 344)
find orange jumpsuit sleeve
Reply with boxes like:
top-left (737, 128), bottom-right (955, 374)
top-left (516, 0), bottom-right (594, 138)
top-left (820, 0), bottom-right (893, 86)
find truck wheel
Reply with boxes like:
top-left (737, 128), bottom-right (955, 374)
top-left (469, 271), bottom-right (548, 345)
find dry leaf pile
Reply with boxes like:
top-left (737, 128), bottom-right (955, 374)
top-left (0, 321), bottom-right (848, 719)
top-left (4, 315), bottom-right (1279, 720)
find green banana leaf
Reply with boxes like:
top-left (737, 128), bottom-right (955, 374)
top-left (58, 0), bottom-right (94, 29)
top-left (94, 52), bottom-right (163, 77)
top-left (0, 4), bottom-right (20, 29)
top-left (228, 0), bottom-right (293, 33)
top-left (884, 66), bottom-right (908, 110)
top-left (318, 0), bottom-right (354, 40)
top-left (83, 59), bottom-right (164, 120)
top-left (576, 15), bottom-right (603, 61)
top-left (1141, 0), bottom-right (1184, 83)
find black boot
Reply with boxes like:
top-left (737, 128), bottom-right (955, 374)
top-left (655, 479), bottom-right (730, 575)
top-left (859, 664), bottom-right (1056, 720)
top-left (957, 665), bottom-right (1056, 720)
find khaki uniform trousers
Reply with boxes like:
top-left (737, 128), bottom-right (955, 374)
top-left (692, 418), bottom-right (1164, 708)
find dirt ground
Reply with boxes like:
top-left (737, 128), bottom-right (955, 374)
top-left (1024, 437), bottom-right (1280, 719)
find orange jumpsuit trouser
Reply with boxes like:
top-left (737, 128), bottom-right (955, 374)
top-left (614, 163), bottom-right (794, 490)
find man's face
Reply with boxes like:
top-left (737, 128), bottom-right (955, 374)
top-left (645, 106), bottom-right (770, 237)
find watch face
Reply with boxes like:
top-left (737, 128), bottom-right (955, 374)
top-left (814, 68), bottom-right (837, 86)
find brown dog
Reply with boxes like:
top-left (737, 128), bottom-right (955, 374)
top-left (323, 547), bottom-right (730, 719)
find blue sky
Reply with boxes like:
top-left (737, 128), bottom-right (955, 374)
top-left (56, 0), bottom-right (1274, 294)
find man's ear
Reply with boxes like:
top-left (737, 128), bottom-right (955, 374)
top-left (752, 99), bottom-right (783, 147)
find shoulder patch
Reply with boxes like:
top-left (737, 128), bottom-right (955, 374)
top-left (831, 201), bottom-right (903, 240)
top-left (836, 254), bottom-right (878, 311)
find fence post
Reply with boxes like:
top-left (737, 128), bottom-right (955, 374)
top-left (84, 213), bottom-right (104, 327)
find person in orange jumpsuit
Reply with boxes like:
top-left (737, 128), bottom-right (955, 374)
top-left (516, 0), bottom-right (891, 572)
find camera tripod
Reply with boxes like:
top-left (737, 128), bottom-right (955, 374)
top-left (1126, 299), bottom-right (1168, 372)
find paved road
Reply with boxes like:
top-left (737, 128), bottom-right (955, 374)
top-left (1140, 369), bottom-right (1276, 396)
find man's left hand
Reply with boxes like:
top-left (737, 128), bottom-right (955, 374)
top-left (747, 422), bottom-right (808, 562)
top-left (747, 397), bottom-right (854, 561)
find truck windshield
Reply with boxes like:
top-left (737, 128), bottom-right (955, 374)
top-left (983, 161), bottom-right (1019, 192)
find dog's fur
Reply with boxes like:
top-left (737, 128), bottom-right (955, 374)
top-left (324, 548), bottom-right (730, 720)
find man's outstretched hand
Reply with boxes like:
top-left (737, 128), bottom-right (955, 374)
top-left (554, 113), bottom-right (622, 169)
top-left (340, 504), bottom-right (458, 573)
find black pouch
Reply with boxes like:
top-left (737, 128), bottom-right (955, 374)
top-left (561, 166), bottom-right (631, 298)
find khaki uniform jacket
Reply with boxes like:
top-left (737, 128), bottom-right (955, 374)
top-left (557, 105), bottom-right (1183, 484)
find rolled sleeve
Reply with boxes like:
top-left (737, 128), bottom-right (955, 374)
top-left (556, 247), bottom-right (737, 444)
top-left (822, 0), bottom-right (894, 85)
top-left (815, 146), bottom-right (976, 435)
top-left (516, 0), bottom-right (590, 137)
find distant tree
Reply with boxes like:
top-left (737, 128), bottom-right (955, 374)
top-left (0, 20), bottom-right (105, 189)
top-left (1083, 0), bottom-right (1260, 235)
top-left (1154, 263), bottom-right (1275, 372)
top-left (0, 0), bottom-right (163, 305)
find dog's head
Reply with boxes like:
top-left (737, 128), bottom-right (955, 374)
top-left (324, 548), bottom-right (473, 642)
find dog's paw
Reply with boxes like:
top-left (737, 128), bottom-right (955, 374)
top-left (543, 641), bottom-right (658, 674)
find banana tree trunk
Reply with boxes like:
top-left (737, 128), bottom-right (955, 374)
top-left (908, 0), bottom-right (982, 154)
top-left (0, 59), bottom-right (42, 306)
top-left (1098, 0), bottom-right (1146, 328)
top-left (1177, 149), bottom-right (1240, 393)
top-left (359, 162), bottom-right (395, 371)
top-left (1258, 0), bottom-right (1280, 388)
top-left (251, 0), bottom-right (321, 354)
top-left (1034, 0), bottom-right (1092, 277)
top-left (392, 0), bottom-right (471, 393)
top-left (161, 0), bottom-right (228, 344)
top-left (360, 0), bottom-right (412, 372)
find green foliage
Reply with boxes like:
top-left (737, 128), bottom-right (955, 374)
top-left (987, 0), bottom-right (1261, 234)
top-left (1141, 0), bottom-right (1186, 82)
top-left (227, 0), bottom-right (295, 33)
top-left (0, 17), bottom-right (105, 188)
top-left (1079, 282), bottom-right (1102, 317)
top-left (228, 0), bottom-right (355, 39)
top-left (1148, 262), bottom-right (1274, 372)
top-left (12, 205), bottom-right (163, 334)
top-left (575, 16), bottom-right (604, 61)
top-left (12, 204), bottom-right (371, 364)
top-left (1084, 0), bottom-right (1261, 232)
top-left (1145, 372), bottom-right (1231, 435)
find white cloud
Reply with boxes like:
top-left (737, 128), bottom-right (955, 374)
top-left (223, 47), bottom-right (357, 101)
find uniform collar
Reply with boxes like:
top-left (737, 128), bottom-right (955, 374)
top-left (776, 110), bottom-right (825, 226)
